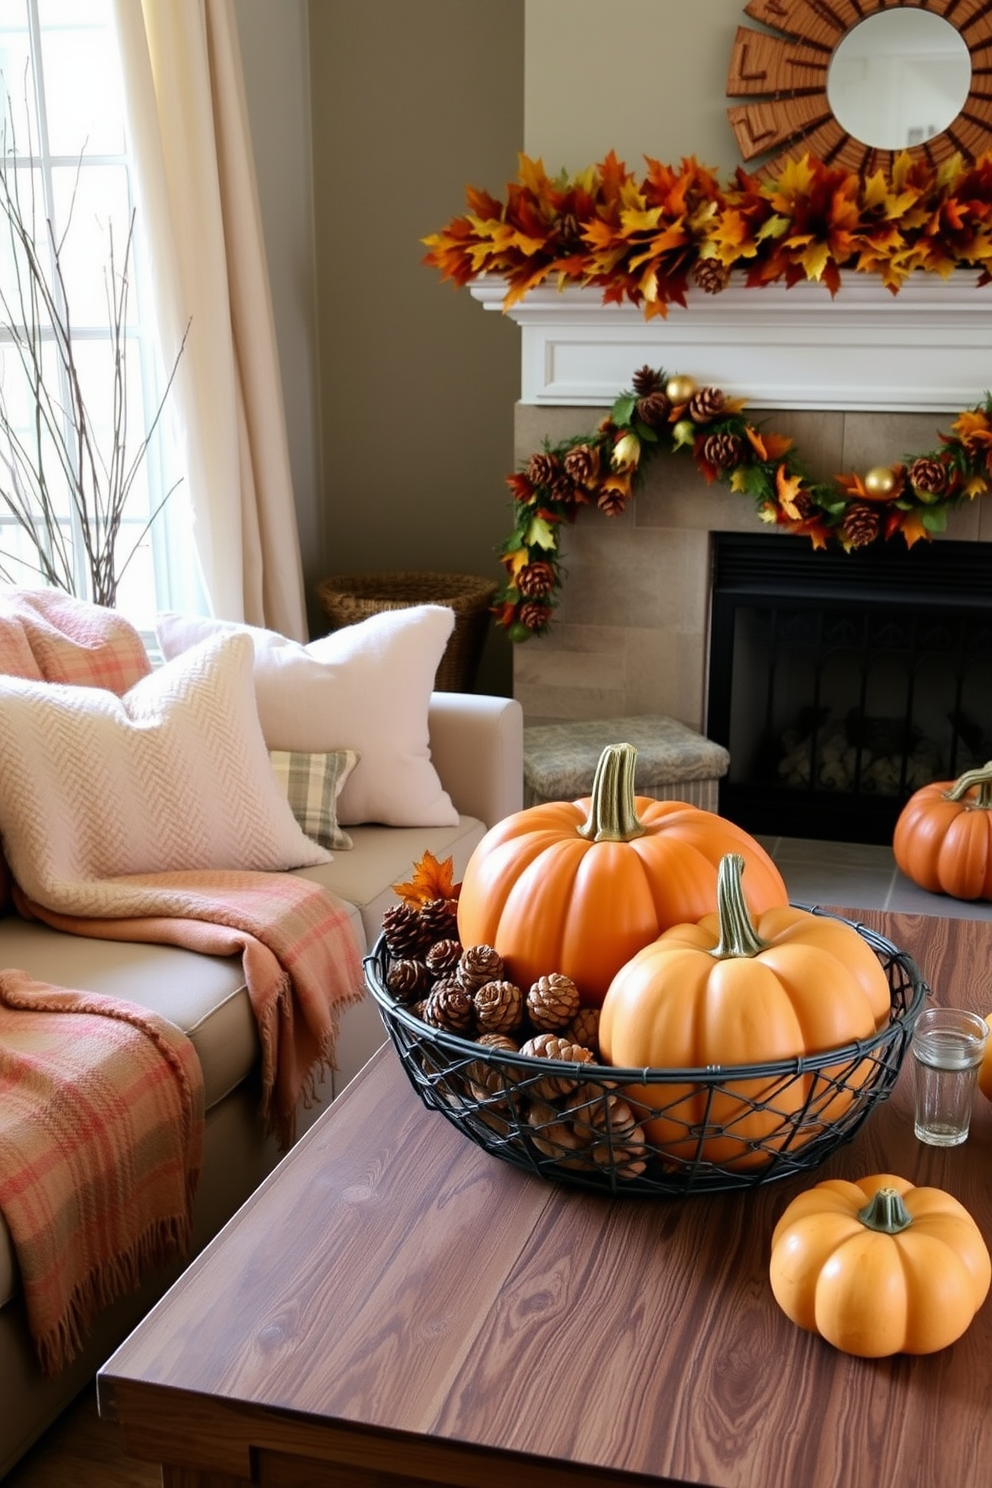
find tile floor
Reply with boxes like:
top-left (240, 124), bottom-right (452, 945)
top-left (758, 836), bottom-right (992, 923)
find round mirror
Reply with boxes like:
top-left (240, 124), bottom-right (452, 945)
top-left (827, 11), bottom-right (971, 151)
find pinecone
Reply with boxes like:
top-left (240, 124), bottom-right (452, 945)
top-left (527, 973), bottom-right (581, 1032)
top-left (517, 561), bottom-right (556, 598)
top-left (908, 456), bottom-right (949, 497)
top-left (597, 485), bottom-right (628, 516)
top-left (527, 1099), bottom-right (590, 1164)
top-left (692, 256), bottom-right (731, 295)
top-left (419, 896), bottom-right (459, 946)
top-left (381, 902), bottom-right (428, 958)
top-left (788, 488), bottom-right (815, 519)
top-left (474, 979), bottom-right (523, 1035)
top-left (843, 501), bottom-right (882, 548)
top-left (422, 978), bottom-right (475, 1034)
top-left (425, 937), bottom-right (463, 981)
top-left (465, 1032), bottom-right (518, 1100)
top-left (458, 943), bottom-right (505, 992)
top-left (550, 473), bottom-right (584, 508)
top-left (565, 1090), bottom-right (640, 1144)
top-left (702, 431), bottom-right (743, 469)
top-left (553, 211), bottom-right (585, 252)
top-left (563, 442), bottom-right (601, 485)
top-left (385, 957), bottom-right (430, 1004)
top-left (631, 364), bottom-right (665, 396)
top-left (687, 386), bottom-right (726, 423)
top-left (566, 1007), bottom-right (600, 1057)
top-left (518, 601), bottom-right (552, 633)
top-left (635, 390), bottom-right (671, 428)
top-left (591, 1127), bottom-right (649, 1179)
top-left (518, 1034), bottom-right (595, 1100)
top-left (526, 451), bottom-right (559, 489)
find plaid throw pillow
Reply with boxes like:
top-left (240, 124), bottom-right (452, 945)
top-left (269, 749), bottom-right (359, 851)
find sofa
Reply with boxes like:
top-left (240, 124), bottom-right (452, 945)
top-left (0, 592), bottom-right (523, 1478)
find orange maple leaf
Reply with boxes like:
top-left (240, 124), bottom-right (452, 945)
top-left (745, 425), bottom-right (793, 462)
top-left (775, 464), bottom-right (807, 518)
top-left (392, 850), bottom-right (460, 909)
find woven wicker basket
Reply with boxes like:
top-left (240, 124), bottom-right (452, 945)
top-left (315, 571), bottom-right (498, 692)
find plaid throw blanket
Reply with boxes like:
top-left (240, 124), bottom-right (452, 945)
top-left (0, 971), bottom-right (204, 1378)
top-left (13, 871), bottom-right (364, 1150)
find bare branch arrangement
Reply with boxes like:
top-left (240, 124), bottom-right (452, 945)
top-left (0, 133), bottom-right (186, 607)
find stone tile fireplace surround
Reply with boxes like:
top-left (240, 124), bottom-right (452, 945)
top-left (483, 277), bottom-right (992, 737)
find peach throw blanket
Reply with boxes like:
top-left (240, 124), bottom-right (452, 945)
top-left (0, 972), bottom-right (204, 1377)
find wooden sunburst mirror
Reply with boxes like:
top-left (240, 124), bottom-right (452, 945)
top-left (727, 0), bottom-right (992, 177)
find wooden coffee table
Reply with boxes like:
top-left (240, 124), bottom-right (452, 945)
top-left (98, 908), bottom-right (992, 1488)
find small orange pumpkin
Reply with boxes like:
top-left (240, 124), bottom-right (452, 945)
top-left (456, 743), bottom-right (788, 1006)
top-left (769, 1174), bottom-right (991, 1356)
top-left (598, 853), bottom-right (892, 1167)
top-left (893, 760), bottom-right (992, 900)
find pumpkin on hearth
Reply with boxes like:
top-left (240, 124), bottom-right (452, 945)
top-left (893, 760), bottom-right (992, 900)
top-left (598, 853), bottom-right (891, 1168)
top-left (769, 1174), bottom-right (991, 1356)
top-left (456, 743), bottom-right (788, 1007)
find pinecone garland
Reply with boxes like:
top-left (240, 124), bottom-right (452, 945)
top-left (687, 386), bottom-right (726, 423)
top-left (474, 979), bottom-right (523, 1034)
top-left (692, 256), bottom-right (731, 295)
top-left (702, 431), bottom-right (743, 469)
top-left (517, 561), bottom-right (556, 598)
top-left (425, 937), bottom-right (463, 980)
top-left (843, 501), bottom-right (882, 547)
top-left (385, 957), bottom-right (430, 1004)
top-left (458, 944), bottom-right (505, 992)
top-left (526, 973), bottom-right (581, 1031)
top-left (381, 902), bottom-right (429, 958)
top-left (631, 364), bottom-right (665, 396)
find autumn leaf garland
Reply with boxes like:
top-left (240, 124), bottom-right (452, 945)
top-left (423, 150), bottom-right (992, 312)
top-left (495, 366), bottom-right (992, 642)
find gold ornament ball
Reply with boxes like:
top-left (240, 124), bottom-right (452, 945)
top-left (666, 374), bottom-right (697, 404)
top-left (864, 466), bottom-right (897, 498)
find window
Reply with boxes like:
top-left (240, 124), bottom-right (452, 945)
top-left (0, 0), bottom-right (196, 628)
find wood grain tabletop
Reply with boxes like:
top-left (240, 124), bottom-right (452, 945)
top-left (99, 907), bottom-right (992, 1488)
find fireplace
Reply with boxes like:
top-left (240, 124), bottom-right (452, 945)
top-left (706, 534), bottom-right (992, 844)
top-left (486, 273), bottom-right (992, 841)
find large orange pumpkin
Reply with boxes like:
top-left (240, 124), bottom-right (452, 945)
top-left (893, 760), bottom-right (992, 900)
top-left (456, 743), bottom-right (788, 1007)
top-left (598, 853), bottom-right (892, 1168)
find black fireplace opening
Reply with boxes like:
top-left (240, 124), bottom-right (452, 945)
top-left (706, 532), bottom-right (992, 844)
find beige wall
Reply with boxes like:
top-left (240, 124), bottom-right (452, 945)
top-left (524, 0), bottom-right (747, 173)
top-left (233, 2), bottom-right (753, 692)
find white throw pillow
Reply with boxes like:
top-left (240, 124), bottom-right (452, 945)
top-left (0, 630), bottom-right (330, 902)
top-left (155, 606), bottom-right (459, 828)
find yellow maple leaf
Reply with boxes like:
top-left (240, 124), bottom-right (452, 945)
top-left (776, 464), bottom-right (807, 518)
top-left (525, 514), bottom-right (558, 550)
top-left (392, 850), bottom-right (459, 909)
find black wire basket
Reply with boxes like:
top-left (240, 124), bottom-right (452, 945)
top-left (364, 909), bottom-right (927, 1197)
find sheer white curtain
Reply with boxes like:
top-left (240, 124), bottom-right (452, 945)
top-left (111, 0), bottom-right (308, 640)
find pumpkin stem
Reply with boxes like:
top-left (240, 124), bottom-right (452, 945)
top-left (576, 743), bottom-right (646, 843)
top-left (858, 1187), bottom-right (913, 1235)
top-left (945, 760), bottom-right (992, 810)
top-left (710, 853), bottom-right (767, 959)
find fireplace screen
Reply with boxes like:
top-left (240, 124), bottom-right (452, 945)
top-left (706, 534), bottom-right (992, 844)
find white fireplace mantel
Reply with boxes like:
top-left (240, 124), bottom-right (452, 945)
top-left (469, 271), bottom-right (992, 413)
